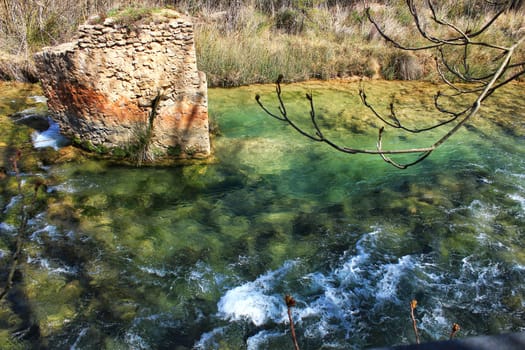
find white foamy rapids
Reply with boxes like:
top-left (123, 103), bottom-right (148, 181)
top-left (496, 168), bottom-right (525, 215)
top-left (202, 228), bottom-right (522, 349)
top-left (47, 181), bottom-right (78, 194)
top-left (468, 199), bottom-right (498, 224)
top-left (454, 256), bottom-right (504, 304)
top-left (207, 231), bottom-right (425, 347)
top-left (70, 327), bottom-right (89, 350)
top-left (217, 260), bottom-right (296, 326)
top-left (31, 118), bottom-right (68, 150)
top-left (246, 330), bottom-right (285, 349)
top-left (124, 331), bottom-right (150, 350)
top-left (194, 326), bottom-right (226, 350)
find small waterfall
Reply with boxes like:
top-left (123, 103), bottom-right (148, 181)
top-left (31, 117), bottom-right (69, 150)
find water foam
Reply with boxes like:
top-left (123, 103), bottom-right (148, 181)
top-left (194, 327), bottom-right (225, 350)
top-left (29, 224), bottom-right (62, 243)
top-left (29, 95), bottom-right (47, 104)
top-left (0, 222), bottom-right (16, 233)
top-left (208, 231), bottom-right (418, 347)
top-left (509, 193), bottom-right (525, 215)
top-left (200, 226), bottom-right (522, 349)
top-left (217, 261), bottom-right (297, 326)
top-left (139, 265), bottom-right (178, 278)
top-left (31, 118), bottom-right (68, 150)
top-left (3, 195), bottom-right (22, 214)
top-left (246, 330), bottom-right (285, 349)
top-left (124, 331), bottom-right (150, 349)
top-left (26, 256), bottom-right (78, 275)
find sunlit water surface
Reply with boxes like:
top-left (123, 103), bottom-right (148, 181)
top-left (1, 81), bottom-right (525, 349)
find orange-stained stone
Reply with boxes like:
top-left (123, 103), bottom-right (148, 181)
top-left (34, 10), bottom-right (210, 162)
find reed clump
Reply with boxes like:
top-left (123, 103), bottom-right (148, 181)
top-left (0, 0), bottom-right (524, 86)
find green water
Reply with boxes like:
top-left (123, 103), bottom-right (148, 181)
top-left (0, 80), bottom-right (524, 349)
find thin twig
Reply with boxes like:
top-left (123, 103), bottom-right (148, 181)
top-left (256, 0), bottom-right (523, 169)
top-left (0, 151), bottom-right (26, 300)
top-left (410, 299), bottom-right (420, 344)
top-left (285, 295), bottom-right (300, 350)
top-left (0, 150), bottom-right (47, 301)
top-left (450, 323), bottom-right (461, 339)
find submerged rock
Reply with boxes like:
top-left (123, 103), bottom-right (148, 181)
top-left (10, 109), bottom-right (50, 131)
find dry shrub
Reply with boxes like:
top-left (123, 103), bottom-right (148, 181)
top-left (378, 51), bottom-right (423, 81)
top-left (275, 8), bottom-right (306, 34)
top-left (0, 55), bottom-right (38, 82)
top-left (392, 52), bottom-right (423, 81)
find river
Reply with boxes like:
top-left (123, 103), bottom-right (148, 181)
top-left (0, 80), bottom-right (524, 349)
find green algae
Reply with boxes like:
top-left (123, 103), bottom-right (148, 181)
top-left (0, 329), bottom-right (25, 350)
top-left (0, 82), bottom-right (49, 171)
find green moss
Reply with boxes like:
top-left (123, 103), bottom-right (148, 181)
top-left (81, 140), bottom-right (96, 152)
top-left (502, 294), bottom-right (523, 311)
top-left (71, 136), bottom-right (82, 146)
top-left (79, 140), bottom-right (109, 155)
top-left (104, 6), bottom-right (180, 32)
top-left (184, 146), bottom-right (197, 156)
top-left (167, 145), bottom-right (182, 157)
top-left (111, 147), bottom-right (128, 158)
top-left (0, 330), bottom-right (25, 350)
top-left (106, 7), bottom-right (157, 26)
top-left (108, 300), bottom-right (138, 322)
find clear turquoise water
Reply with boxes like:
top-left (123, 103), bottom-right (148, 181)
top-left (1, 81), bottom-right (524, 349)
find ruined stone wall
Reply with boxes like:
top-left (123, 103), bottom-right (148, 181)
top-left (34, 9), bottom-right (210, 160)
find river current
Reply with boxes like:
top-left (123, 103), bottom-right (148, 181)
top-left (0, 80), bottom-right (524, 349)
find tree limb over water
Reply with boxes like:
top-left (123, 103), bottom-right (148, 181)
top-left (256, 0), bottom-right (525, 169)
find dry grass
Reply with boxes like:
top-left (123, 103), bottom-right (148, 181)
top-left (0, 0), bottom-right (523, 85)
top-left (0, 0), bottom-right (164, 80)
top-left (0, 54), bottom-right (38, 83)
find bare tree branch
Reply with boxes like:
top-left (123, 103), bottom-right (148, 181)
top-left (256, 0), bottom-right (524, 169)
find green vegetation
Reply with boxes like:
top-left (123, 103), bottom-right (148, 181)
top-left (0, 82), bottom-right (48, 170)
top-left (0, 1), bottom-right (524, 85)
top-left (105, 6), bottom-right (158, 23)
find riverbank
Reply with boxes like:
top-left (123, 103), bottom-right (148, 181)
top-left (0, 1), bottom-right (524, 86)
